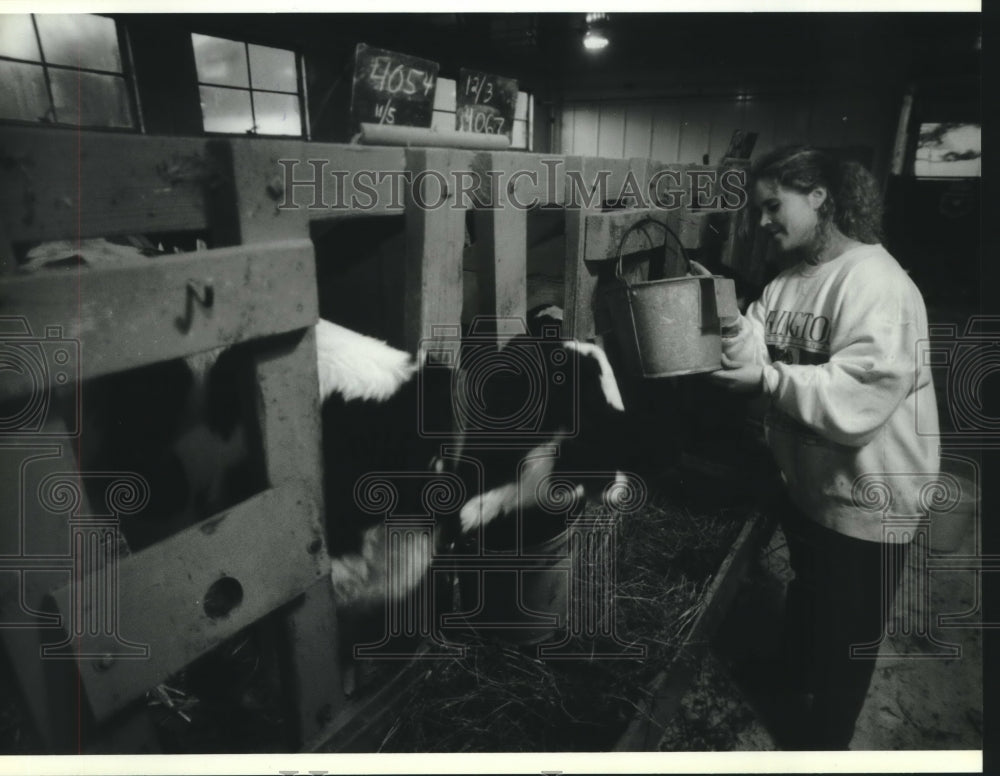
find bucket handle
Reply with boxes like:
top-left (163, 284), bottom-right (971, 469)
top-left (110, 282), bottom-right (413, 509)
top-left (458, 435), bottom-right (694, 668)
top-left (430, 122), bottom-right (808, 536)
top-left (614, 216), bottom-right (692, 290)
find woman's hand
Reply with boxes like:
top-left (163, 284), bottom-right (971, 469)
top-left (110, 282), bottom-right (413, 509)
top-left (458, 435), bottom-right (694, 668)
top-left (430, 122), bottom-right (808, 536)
top-left (709, 354), bottom-right (765, 394)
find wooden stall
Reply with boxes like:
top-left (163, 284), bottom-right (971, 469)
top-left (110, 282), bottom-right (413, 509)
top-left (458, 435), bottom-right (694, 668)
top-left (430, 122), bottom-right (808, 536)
top-left (0, 124), bottom-right (764, 753)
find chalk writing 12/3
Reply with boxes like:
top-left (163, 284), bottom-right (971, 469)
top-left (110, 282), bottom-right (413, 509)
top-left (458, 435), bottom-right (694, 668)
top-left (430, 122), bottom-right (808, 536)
top-left (369, 57), bottom-right (434, 97)
top-left (459, 105), bottom-right (505, 134)
top-left (464, 73), bottom-right (495, 105)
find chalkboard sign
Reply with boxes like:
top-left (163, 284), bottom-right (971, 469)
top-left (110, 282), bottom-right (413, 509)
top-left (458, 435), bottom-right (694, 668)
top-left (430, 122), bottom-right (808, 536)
top-left (456, 69), bottom-right (518, 139)
top-left (350, 44), bottom-right (439, 130)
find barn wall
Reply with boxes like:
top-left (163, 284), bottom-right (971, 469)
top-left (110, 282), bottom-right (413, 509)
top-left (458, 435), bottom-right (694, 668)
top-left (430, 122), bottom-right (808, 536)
top-left (557, 90), bottom-right (897, 183)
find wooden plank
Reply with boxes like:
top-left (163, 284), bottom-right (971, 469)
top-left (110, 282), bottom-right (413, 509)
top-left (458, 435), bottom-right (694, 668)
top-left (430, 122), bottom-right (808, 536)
top-left (305, 647), bottom-right (433, 752)
top-left (402, 148), bottom-right (468, 354)
top-left (678, 101), bottom-right (714, 164)
top-left (224, 142), bottom-right (340, 752)
top-left (650, 102), bottom-right (682, 164)
top-left (560, 105), bottom-right (575, 155)
top-left (252, 312), bottom-right (340, 752)
top-left (46, 482), bottom-right (327, 722)
top-left (613, 509), bottom-right (776, 750)
top-left (563, 156), bottom-right (604, 342)
top-left (624, 105), bottom-right (654, 160)
top-left (0, 239), bottom-right (317, 402)
top-left (487, 151), bottom-right (562, 208)
top-left (583, 208), bottom-right (664, 263)
top-left (597, 105), bottom-right (626, 159)
top-left (279, 580), bottom-right (344, 750)
top-left (220, 139), bottom-right (411, 241)
top-left (0, 433), bottom-right (88, 752)
top-left (0, 126), bottom-right (210, 243)
top-left (572, 106), bottom-right (600, 158)
top-left (253, 325), bottom-right (324, 492)
top-left (473, 152), bottom-right (528, 341)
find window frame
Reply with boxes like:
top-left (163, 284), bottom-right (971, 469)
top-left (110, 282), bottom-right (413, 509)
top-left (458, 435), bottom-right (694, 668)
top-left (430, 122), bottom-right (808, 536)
top-left (0, 13), bottom-right (141, 132)
top-left (432, 76), bottom-right (534, 151)
top-left (190, 31), bottom-right (308, 139)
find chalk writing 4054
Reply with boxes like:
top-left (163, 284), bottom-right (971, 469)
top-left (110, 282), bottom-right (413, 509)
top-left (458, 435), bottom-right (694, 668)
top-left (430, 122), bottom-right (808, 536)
top-left (369, 57), bottom-right (434, 98)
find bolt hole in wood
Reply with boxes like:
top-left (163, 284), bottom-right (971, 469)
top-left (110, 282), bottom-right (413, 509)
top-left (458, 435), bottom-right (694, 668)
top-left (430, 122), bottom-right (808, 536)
top-left (203, 576), bottom-right (244, 619)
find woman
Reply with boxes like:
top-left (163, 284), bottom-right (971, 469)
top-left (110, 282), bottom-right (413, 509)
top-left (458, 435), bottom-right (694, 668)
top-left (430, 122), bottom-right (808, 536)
top-left (711, 145), bottom-right (940, 749)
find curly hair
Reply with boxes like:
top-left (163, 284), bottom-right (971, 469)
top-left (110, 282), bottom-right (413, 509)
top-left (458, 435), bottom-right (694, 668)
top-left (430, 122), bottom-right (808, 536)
top-left (749, 145), bottom-right (884, 244)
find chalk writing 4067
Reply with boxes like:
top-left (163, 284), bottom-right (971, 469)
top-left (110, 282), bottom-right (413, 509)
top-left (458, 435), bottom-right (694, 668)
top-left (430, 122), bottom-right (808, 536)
top-left (459, 105), bottom-right (505, 134)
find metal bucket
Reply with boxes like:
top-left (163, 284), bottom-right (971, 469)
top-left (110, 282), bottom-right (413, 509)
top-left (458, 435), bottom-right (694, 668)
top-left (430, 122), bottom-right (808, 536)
top-left (605, 229), bottom-right (739, 378)
top-left (454, 528), bottom-right (569, 645)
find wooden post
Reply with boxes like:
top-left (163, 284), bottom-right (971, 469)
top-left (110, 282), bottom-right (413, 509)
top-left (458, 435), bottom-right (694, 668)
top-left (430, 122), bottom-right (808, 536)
top-left (0, 423), bottom-right (95, 753)
top-left (473, 152), bottom-right (528, 343)
top-left (563, 156), bottom-right (607, 342)
top-left (402, 148), bottom-right (468, 355)
top-left (215, 139), bottom-right (343, 751)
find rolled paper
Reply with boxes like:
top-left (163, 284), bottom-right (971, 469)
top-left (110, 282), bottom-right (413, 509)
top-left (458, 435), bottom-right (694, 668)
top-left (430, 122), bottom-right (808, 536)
top-left (358, 122), bottom-right (512, 150)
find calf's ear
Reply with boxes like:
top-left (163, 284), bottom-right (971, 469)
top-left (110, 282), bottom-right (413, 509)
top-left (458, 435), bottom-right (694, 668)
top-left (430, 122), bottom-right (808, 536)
top-left (565, 341), bottom-right (626, 414)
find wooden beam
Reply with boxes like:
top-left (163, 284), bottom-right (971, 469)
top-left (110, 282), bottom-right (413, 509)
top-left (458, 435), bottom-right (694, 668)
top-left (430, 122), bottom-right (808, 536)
top-left (0, 239), bottom-right (316, 402)
top-left (613, 509), bottom-right (776, 750)
top-left (0, 126), bottom-right (210, 243)
top-left (46, 482), bottom-right (327, 722)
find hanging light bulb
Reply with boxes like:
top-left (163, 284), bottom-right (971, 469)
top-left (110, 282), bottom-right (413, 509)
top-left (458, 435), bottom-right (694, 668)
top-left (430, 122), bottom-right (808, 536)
top-left (584, 13), bottom-right (610, 52)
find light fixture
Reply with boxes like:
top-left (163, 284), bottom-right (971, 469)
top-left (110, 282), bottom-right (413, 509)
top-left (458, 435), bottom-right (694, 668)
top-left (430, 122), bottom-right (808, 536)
top-left (583, 13), bottom-right (610, 52)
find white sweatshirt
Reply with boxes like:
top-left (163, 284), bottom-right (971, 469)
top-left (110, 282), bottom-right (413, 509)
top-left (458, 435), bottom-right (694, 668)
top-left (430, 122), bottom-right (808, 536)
top-left (724, 243), bottom-right (940, 543)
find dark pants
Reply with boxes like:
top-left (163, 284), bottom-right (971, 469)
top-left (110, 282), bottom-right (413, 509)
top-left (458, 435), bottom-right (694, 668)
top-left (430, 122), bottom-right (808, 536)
top-left (780, 510), bottom-right (909, 750)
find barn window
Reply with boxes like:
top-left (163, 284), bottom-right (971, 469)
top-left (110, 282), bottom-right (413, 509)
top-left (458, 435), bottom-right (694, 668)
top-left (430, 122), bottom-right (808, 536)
top-left (191, 33), bottom-right (304, 137)
top-left (0, 14), bottom-right (135, 129)
top-left (432, 76), bottom-right (534, 151)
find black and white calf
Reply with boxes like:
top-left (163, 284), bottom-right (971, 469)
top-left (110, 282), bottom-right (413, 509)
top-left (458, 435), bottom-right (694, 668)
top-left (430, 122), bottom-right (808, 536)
top-left (450, 307), bottom-right (631, 551)
top-left (317, 306), bottom-right (632, 601)
top-left (315, 318), bottom-right (459, 607)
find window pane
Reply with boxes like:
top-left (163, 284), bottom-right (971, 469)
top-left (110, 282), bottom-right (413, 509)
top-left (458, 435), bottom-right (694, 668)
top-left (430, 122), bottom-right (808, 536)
top-left (512, 119), bottom-right (527, 149)
top-left (432, 109), bottom-right (453, 133)
top-left (515, 91), bottom-right (529, 121)
top-left (0, 60), bottom-right (50, 121)
top-left (248, 43), bottom-right (297, 93)
top-left (0, 14), bottom-right (42, 61)
top-left (36, 14), bottom-right (122, 72)
top-left (199, 85), bottom-right (253, 134)
top-left (192, 33), bottom-right (248, 88)
top-left (914, 122), bottom-right (982, 178)
top-left (252, 91), bottom-right (301, 136)
top-left (433, 77), bottom-right (456, 112)
top-left (49, 69), bottom-right (132, 127)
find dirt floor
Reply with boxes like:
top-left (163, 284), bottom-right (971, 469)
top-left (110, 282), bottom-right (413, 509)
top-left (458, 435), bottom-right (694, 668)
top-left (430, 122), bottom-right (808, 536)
top-left (657, 502), bottom-right (984, 752)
